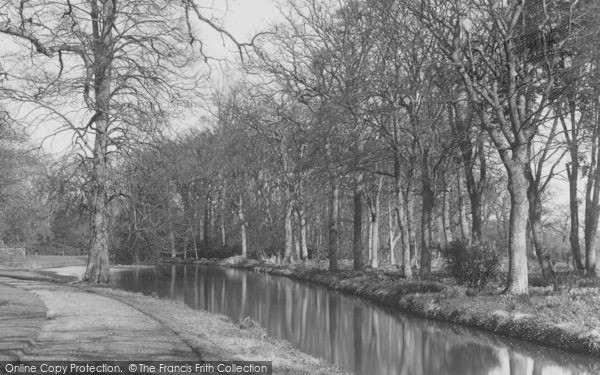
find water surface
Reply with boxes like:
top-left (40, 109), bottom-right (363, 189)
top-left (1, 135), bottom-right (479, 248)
top-left (54, 264), bottom-right (600, 375)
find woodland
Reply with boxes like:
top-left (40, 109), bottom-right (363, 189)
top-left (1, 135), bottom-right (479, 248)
top-left (1, 0), bottom-right (600, 295)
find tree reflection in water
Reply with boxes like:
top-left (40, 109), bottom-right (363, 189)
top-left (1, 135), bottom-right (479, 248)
top-left (115, 265), bottom-right (600, 375)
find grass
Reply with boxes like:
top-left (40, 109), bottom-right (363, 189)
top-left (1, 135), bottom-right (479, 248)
top-left (183, 256), bottom-right (600, 357)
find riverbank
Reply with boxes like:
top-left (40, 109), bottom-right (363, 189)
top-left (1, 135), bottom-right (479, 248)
top-left (0, 275), bottom-right (348, 374)
top-left (180, 256), bottom-right (600, 357)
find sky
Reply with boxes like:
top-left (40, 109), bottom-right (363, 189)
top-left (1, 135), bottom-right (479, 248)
top-left (2, 0), bottom-right (282, 154)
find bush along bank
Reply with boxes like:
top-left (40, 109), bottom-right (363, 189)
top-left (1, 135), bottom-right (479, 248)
top-left (170, 256), bottom-right (600, 357)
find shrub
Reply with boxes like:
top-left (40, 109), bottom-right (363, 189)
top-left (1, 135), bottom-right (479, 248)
top-left (441, 240), bottom-right (500, 289)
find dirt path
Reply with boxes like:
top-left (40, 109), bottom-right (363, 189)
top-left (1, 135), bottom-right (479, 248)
top-left (0, 276), bottom-right (347, 374)
top-left (0, 283), bottom-right (47, 360)
top-left (0, 278), bottom-right (198, 361)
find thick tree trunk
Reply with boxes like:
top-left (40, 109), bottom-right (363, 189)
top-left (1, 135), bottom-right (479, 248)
top-left (504, 148), bottom-right (530, 295)
top-left (84, 0), bottom-right (114, 283)
top-left (353, 172), bottom-right (365, 271)
top-left (469, 190), bottom-right (483, 243)
top-left (420, 185), bottom-right (434, 275)
top-left (85, 185), bottom-right (110, 283)
top-left (298, 206), bottom-right (309, 262)
top-left (420, 151), bottom-right (434, 275)
top-left (328, 179), bottom-right (340, 271)
top-left (585, 127), bottom-right (600, 277)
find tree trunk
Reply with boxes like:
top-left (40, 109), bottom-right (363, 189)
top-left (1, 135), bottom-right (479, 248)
top-left (83, 0), bottom-right (114, 283)
top-left (395, 159), bottom-right (412, 279)
top-left (370, 176), bottom-right (382, 268)
top-left (237, 194), bottom-right (247, 258)
top-left (367, 212), bottom-right (372, 262)
top-left (298, 205), bottom-right (309, 262)
top-left (526, 174), bottom-right (558, 288)
top-left (504, 148), bottom-right (530, 294)
top-left (328, 179), bottom-right (339, 271)
top-left (283, 188), bottom-right (294, 264)
top-left (442, 185), bottom-right (452, 246)
top-left (203, 193), bottom-right (211, 247)
top-left (469, 189), bottom-right (483, 243)
top-left (566, 161), bottom-right (584, 273)
top-left (457, 173), bottom-right (470, 241)
top-left (420, 151), bottom-right (434, 275)
top-left (420, 186), bottom-right (434, 275)
top-left (585, 124), bottom-right (600, 277)
top-left (353, 172), bottom-right (365, 271)
top-left (220, 189), bottom-right (226, 247)
top-left (407, 193), bottom-right (417, 268)
top-left (387, 193), bottom-right (396, 265)
top-left (167, 197), bottom-right (176, 259)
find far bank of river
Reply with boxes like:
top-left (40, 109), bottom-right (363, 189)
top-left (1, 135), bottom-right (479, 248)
top-left (176, 257), bottom-right (600, 359)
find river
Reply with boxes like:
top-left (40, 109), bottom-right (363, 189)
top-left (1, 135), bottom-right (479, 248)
top-left (48, 264), bottom-right (600, 375)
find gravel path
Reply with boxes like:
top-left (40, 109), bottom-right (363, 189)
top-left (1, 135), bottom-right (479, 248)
top-left (0, 283), bottom-right (46, 360)
top-left (0, 278), bottom-right (198, 361)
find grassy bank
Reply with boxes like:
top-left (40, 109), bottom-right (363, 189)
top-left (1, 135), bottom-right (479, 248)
top-left (175, 256), bottom-right (600, 357)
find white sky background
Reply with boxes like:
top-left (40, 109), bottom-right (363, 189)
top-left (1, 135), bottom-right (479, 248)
top-left (14, 0), bottom-right (282, 154)
top-left (2, 0), bottom-right (573, 213)
top-left (166, 0), bottom-right (282, 133)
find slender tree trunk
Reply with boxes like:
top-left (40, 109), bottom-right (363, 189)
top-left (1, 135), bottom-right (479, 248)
top-left (220, 189), bottom-right (226, 247)
top-left (407, 193), bottom-right (417, 268)
top-left (237, 194), bottom-right (247, 258)
top-left (192, 222), bottom-right (199, 259)
top-left (566, 161), bottom-right (584, 272)
top-left (457, 173), bottom-right (470, 241)
top-left (370, 176), bottom-right (382, 268)
top-left (526, 175), bottom-right (558, 288)
top-left (395, 159), bottom-right (412, 279)
top-left (283, 188), bottom-right (294, 264)
top-left (183, 227), bottom-right (188, 260)
top-left (559, 104), bottom-right (585, 273)
top-left (203, 193), bottom-right (210, 247)
top-left (167, 200), bottom-right (176, 258)
top-left (353, 172), bottom-right (365, 270)
top-left (387, 193), bottom-right (396, 265)
top-left (293, 228), bottom-right (301, 262)
top-left (367, 212), bottom-right (373, 262)
top-left (449, 103), bottom-right (486, 243)
top-left (328, 179), bottom-right (339, 271)
top-left (504, 147), bottom-right (530, 295)
top-left (442, 184), bottom-right (452, 246)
